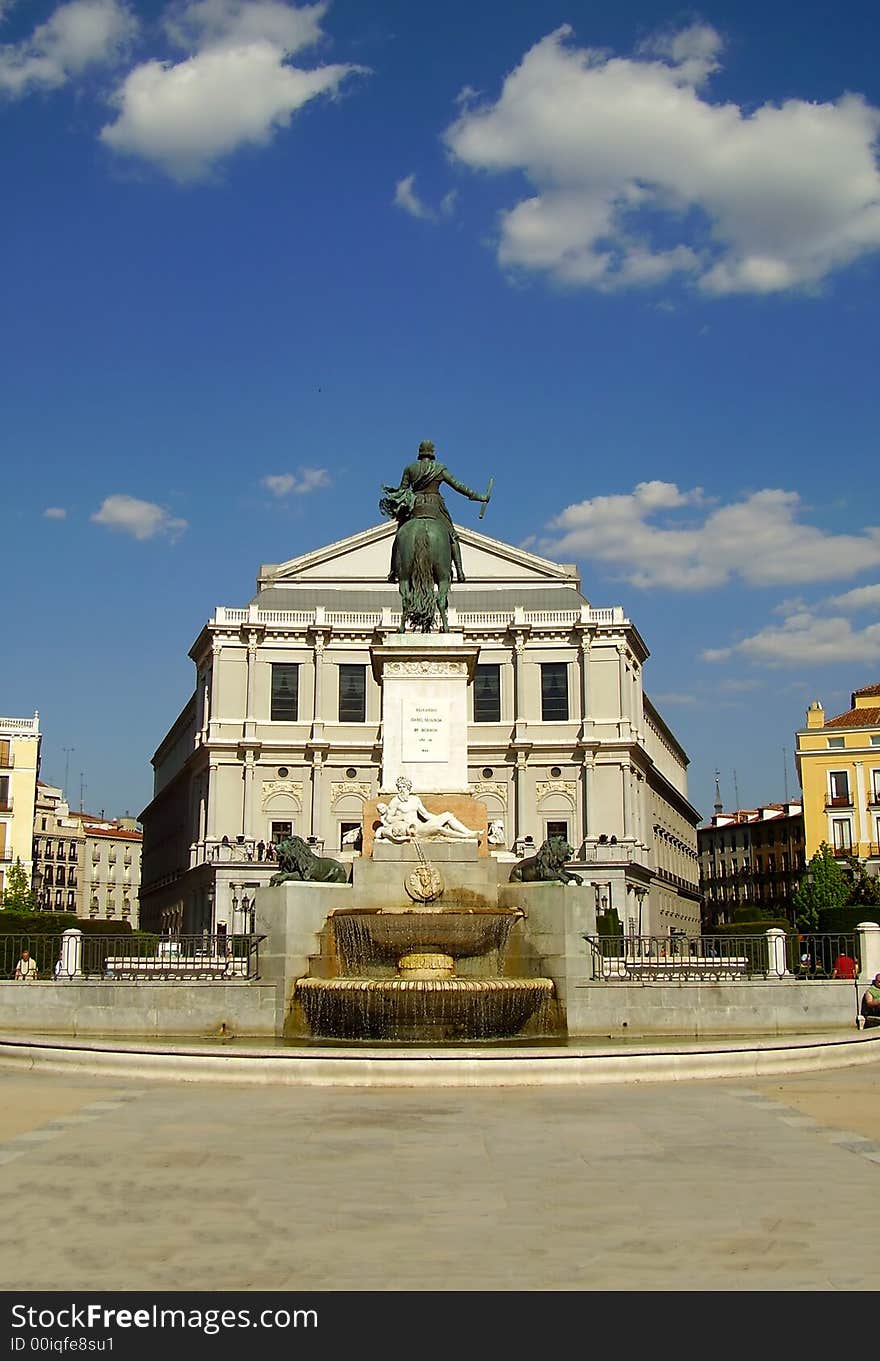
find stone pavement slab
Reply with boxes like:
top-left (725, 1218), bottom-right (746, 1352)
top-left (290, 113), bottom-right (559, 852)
top-left (1, 1062), bottom-right (880, 1291)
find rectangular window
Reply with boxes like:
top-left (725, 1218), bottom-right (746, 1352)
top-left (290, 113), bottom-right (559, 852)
top-left (67, 891), bottom-right (75, 909)
top-left (540, 662), bottom-right (569, 721)
top-left (474, 664), bottom-right (501, 723)
top-left (546, 819), bottom-right (569, 843)
top-left (829, 771), bottom-right (850, 805)
top-left (832, 818), bottom-right (852, 852)
top-left (339, 821), bottom-right (361, 849)
top-left (872, 770), bottom-right (880, 802)
top-left (872, 736), bottom-right (880, 747)
top-left (827, 737), bottom-right (845, 749)
top-left (271, 663), bottom-right (299, 721)
top-left (271, 821), bottom-right (293, 844)
top-left (338, 665), bottom-right (366, 723)
top-left (0, 775), bottom-right (8, 809)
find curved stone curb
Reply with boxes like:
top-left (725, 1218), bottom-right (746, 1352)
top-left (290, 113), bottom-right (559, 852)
top-left (1, 1030), bottom-right (880, 1087)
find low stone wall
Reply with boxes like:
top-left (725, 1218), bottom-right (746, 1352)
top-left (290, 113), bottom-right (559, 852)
top-left (568, 979), bottom-right (862, 1037)
top-left (0, 981), bottom-right (278, 1038)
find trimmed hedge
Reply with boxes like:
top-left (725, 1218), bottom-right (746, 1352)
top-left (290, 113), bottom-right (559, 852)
top-left (818, 906), bottom-right (880, 933)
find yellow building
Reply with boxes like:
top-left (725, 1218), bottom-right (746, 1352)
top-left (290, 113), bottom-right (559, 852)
top-left (795, 683), bottom-right (880, 868)
top-left (0, 711), bottom-right (41, 897)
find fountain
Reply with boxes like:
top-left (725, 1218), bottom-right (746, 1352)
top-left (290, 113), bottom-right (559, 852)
top-left (257, 632), bottom-right (592, 1045)
top-left (296, 901), bottom-right (554, 1042)
top-left (291, 807), bottom-right (556, 1041)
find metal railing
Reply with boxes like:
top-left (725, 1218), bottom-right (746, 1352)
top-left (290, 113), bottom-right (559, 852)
top-left (583, 932), bottom-right (859, 982)
top-left (0, 934), bottom-right (264, 982)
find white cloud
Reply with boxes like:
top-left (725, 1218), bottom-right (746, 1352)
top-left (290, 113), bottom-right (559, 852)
top-left (827, 583), bottom-right (880, 612)
top-left (703, 612), bottom-right (880, 667)
top-left (543, 482), bottom-right (880, 590)
top-left (165, 0), bottom-right (325, 54)
top-left (703, 580), bottom-right (880, 666)
top-left (394, 174), bottom-right (432, 221)
top-left (393, 174), bottom-right (458, 222)
top-left (0, 0), bottom-right (136, 97)
top-left (91, 494), bottom-right (188, 540)
top-left (43, 506), bottom-right (67, 519)
top-left (100, 2), bottom-right (364, 181)
top-left (262, 467), bottom-right (330, 497)
top-left (443, 23), bottom-right (880, 295)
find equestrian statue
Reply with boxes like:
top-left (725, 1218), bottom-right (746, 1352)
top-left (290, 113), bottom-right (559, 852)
top-left (380, 439), bottom-right (492, 632)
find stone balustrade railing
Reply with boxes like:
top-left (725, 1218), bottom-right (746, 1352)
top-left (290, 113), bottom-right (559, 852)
top-left (212, 606), bottom-right (626, 630)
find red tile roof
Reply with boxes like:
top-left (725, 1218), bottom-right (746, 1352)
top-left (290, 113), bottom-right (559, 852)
top-left (84, 825), bottom-right (142, 841)
top-left (853, 682), bottom-right (880, 698)
top-left (826, 706), bottom-right (880, 729)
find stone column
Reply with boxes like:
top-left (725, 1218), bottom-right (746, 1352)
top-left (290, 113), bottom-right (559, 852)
top-left (243, 752), bottom-right (255, 839)
top-left (206, 760), bottom-right (219, 841)
top-left (244, 630), bottom-right (259, 738)
top-left (515, 751), bottom-right (528, 843)
top-left (622, 762), bottom-right (633, 839)
top-left (617, 644), bottom-right (629, 733)
top-left (580, 757), bottom-right (593, 848)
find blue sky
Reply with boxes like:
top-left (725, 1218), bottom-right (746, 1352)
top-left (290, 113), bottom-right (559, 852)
top-left (3, 0), bottom-right (880, 824)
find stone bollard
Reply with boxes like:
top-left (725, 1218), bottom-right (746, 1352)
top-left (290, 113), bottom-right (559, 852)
top-left (58, 928), bottom-right (83, 980)
top-left (765, 928), bottom-right (789, 977)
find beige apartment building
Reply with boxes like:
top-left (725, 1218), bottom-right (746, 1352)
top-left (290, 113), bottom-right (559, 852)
top-left (0, 711), bottom-right (41, 898)
top-left (139, 522), bottom-right (702, 938)
top-left (32, 783), bottom-right (143, 925)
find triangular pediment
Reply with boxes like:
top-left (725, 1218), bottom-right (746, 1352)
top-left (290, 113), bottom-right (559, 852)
top-left (258, 521), bottom-right (582, 592)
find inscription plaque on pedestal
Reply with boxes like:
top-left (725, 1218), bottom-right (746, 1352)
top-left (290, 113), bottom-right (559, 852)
top-left (402, 700), bottom-right (450, 764)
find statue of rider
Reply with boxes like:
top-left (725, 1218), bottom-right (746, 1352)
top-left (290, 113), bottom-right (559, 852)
top-left (380, 440), bottom-right (488, 584)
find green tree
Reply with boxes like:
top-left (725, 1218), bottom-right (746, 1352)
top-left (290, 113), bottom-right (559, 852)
top-left (844, 855), bottom-right (880, 907)
top-left (1, 858), bottom-right (36, 912)
top-left (793, 843), bottom-right (851, 930)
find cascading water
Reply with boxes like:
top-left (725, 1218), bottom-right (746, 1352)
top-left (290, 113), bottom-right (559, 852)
top-left (295, 902), bottom-right (555, 1042)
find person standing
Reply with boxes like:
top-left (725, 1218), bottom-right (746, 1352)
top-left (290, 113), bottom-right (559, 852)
top-left (14, 948), bottom-right (38, 981)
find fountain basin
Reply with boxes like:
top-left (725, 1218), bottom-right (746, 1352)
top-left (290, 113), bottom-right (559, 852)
top-left (296, 976), bottom-right (554, 1042)
top-left (331, 907), bottom-right (523, 964)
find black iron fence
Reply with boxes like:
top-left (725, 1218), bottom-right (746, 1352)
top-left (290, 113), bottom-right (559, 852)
top-left (1, 934), bottom-right (264, 982)
top-left (583, 932), bottom-right (860, 982)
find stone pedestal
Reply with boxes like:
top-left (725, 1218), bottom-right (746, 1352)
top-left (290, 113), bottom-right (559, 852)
top-left (371, 634), bottom-right (480, 792)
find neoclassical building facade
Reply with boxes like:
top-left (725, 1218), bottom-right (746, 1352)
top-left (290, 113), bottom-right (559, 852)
top-left (139, 522), bottom-right (701, 937)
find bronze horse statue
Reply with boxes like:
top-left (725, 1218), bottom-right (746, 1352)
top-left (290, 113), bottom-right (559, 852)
top-left (393, 516), bottom-right (451, 633)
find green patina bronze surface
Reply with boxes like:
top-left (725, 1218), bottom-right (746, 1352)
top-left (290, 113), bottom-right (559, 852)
top-left (380, 439), bottom-right (491, 632)
top-left (270, 836), bottom-right (349, 885)
top-left (509, 837), bottom-right (584, 886)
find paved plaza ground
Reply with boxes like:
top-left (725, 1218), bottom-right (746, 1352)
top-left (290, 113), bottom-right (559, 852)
top-left (0, 1057), bottom-right (879, 1292)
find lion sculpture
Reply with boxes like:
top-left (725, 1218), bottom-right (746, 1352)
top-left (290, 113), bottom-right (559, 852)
top-left (509, 835), bottom-right (583, 886)
top-left (269, 836), bottom-right (349, 885)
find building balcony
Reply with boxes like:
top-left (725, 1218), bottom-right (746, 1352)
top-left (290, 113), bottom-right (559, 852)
top-left (826, 795), bottom-right (853, 808)
top-left (0, 801), bottom-right (12, 814)
top-left (0, 850), bottom-right (12, 863)
top-left (0, 753), bottom-right (13, 769)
